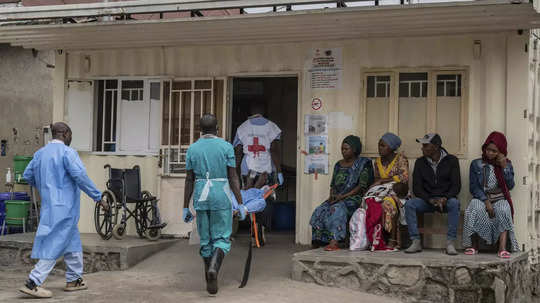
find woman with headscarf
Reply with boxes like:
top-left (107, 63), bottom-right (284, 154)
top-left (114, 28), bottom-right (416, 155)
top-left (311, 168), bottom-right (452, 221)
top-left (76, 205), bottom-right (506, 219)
top-left (367, 132), bottom-right (409, 250)
top-left (463, 131), bottom-right (518, 258)
top-left (310, 135), bottom-right (374, 251)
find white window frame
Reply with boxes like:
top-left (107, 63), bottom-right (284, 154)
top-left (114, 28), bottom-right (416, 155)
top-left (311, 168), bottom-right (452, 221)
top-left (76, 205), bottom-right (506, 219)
top-left (91, 77), bottom-right (165, 156)
top-left (161, 77), bottom-right (228, 177)
top-left (361, 68), bottom-right (469, 158)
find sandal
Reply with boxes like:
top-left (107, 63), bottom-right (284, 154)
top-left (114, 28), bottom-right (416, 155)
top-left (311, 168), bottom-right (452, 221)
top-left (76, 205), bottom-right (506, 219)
top-left (64, 278), bottom-right (88, 292)
top-left (498, 250), bottom-right (511, 259)
top-left (464, 248), bottom-right (478, 255)
top-left (324, 244), bottom-right (340, 251)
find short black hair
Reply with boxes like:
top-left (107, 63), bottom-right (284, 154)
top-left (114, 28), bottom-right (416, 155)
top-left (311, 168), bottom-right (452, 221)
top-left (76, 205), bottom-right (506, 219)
top-left (50, 122), bottom-right (71, 138)
top-left (200, 114), bottom-right (218, 134)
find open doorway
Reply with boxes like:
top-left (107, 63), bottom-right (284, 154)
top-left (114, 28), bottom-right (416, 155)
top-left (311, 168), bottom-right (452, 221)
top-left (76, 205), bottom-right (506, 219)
top-left (230, 76), bottom-right (298, 236)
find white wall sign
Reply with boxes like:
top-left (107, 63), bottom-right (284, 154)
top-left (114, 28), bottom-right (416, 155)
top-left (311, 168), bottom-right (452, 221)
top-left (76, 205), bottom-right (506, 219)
top-left (308, 48), bottom-right (343, 89)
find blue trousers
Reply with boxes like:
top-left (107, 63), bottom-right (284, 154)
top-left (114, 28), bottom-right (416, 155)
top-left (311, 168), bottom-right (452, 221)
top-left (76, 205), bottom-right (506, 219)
top-left (196, 209), bottom-right (232, 258)
top-left (405, 198), bottom-right (460, 241)
top-left (29, 252), bottom-right (83, 286)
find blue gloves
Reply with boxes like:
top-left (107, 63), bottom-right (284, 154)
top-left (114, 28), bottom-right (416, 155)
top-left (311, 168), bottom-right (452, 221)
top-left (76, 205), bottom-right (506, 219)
top-left (183, 208), bottom-right (193, 223)
top-left (278, 173), bottom-right (284, 186)
top-left (238, 204), bottom-right (248, 221)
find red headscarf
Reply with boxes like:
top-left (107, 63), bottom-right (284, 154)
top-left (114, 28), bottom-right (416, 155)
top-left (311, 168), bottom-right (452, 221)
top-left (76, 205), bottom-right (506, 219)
top-left (482, 131), bottom-right (514, 217)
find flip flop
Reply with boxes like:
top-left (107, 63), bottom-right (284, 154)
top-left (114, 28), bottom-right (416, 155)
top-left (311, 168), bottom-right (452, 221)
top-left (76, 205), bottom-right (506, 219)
top-left (498, 250), bottom-right (511, 259)
top-left (464, 248), bottom-right (478, 255)
top-left (324, 244), bottom-right (340, 251)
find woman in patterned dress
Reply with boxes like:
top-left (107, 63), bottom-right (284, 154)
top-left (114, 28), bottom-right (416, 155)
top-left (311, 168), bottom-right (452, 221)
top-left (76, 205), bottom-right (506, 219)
top-left (463, 132), bottom-right (518, 258)
top-left (369, 132), bottom-right (409, 249)
top-left (310, 135), bottom-right (374, 251)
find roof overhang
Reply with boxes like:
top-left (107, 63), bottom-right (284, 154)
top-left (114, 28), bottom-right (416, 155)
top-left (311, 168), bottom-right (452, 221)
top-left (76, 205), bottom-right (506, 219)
top-left (1, 0), bottom-right (540, 50)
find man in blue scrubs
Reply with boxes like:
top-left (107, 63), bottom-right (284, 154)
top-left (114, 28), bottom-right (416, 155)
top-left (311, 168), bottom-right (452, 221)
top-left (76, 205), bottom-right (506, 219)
top-left (183, 114), bottom-right (244, 296)
top-left (19, 122), bottom-right (108, 298)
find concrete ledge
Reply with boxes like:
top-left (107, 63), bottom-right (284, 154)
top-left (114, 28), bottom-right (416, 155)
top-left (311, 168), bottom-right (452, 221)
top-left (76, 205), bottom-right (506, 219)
top-left (0, 233), bottom-right (178, 273)
top-left (292, 249), bottom-right (539, 303)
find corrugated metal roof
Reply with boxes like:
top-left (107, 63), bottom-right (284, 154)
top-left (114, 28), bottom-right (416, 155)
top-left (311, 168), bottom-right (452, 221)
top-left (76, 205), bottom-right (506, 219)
top-left (1, 0), bottom-right (539, 50)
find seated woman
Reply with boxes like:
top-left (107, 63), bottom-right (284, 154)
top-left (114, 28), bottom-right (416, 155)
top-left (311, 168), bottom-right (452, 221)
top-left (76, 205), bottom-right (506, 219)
top-left (463, 132), bottom-right (518, 258)
top-left (368, 132), bottom-right (409, 249)
top-left (310, 135), bottom-right (374, 251)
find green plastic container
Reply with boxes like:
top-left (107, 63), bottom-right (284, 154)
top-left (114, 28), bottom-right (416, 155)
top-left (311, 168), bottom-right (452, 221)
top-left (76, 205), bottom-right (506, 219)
top-left (13, 156), bottom-right (32, 184)
top-left (5, 200), bottom-right (30, 226)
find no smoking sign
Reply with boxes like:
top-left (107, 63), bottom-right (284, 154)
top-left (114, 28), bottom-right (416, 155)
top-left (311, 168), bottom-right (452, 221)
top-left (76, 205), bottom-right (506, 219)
top-left (311, 98), bottom-right (322, 110)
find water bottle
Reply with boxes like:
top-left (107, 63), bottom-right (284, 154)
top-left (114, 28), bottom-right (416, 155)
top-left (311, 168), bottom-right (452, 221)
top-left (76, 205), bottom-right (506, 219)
top-left (5, 168), bottom-right (12, 184)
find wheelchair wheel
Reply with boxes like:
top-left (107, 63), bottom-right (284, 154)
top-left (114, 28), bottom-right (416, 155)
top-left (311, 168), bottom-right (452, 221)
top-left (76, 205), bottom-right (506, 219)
top-left (112, 222), bottom-right (126, 240)
top-left (134, 191), bottom-right (153, 238)
top-left (145, 228), bottom-right (161, 241)
top-left (94, 190), bottom-right (117, 240)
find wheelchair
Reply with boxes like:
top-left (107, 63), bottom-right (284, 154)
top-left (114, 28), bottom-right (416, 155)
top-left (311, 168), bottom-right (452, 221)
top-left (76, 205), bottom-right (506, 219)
top-left (94, 165), bottom-right (166, 241)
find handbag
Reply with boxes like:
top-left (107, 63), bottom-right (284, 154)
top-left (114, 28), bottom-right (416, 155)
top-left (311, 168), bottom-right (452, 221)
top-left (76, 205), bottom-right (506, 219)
top-left (483, 165), bottom-right (505, 203)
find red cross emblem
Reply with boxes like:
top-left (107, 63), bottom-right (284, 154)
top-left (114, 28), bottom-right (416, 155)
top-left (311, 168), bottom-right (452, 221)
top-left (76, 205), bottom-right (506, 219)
top-left (248, 137), bottom-right (266, 157)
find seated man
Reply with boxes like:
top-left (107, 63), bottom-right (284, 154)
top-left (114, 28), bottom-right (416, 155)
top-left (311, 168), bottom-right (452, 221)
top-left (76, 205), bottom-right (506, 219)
top-left (405, 133), bottom-right (461, 255)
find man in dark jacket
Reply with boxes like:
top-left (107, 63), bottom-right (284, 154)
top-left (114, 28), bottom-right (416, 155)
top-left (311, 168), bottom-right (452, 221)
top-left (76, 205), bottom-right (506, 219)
top-left (405, 133), bottom-right (461, 255)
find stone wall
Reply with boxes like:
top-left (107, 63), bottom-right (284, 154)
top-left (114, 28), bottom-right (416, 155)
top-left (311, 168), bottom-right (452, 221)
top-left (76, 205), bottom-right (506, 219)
top-left (0, 45), bottom-right (54, 190)
top-left (292, 250), bottom-right (540, 303)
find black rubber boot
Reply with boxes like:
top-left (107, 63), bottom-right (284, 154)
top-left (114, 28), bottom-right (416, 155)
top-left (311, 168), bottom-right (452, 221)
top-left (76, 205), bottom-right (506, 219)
top-left (206, 248), bottom-right (225, 296)
top-left (203, 257), bottom-right (211, 283)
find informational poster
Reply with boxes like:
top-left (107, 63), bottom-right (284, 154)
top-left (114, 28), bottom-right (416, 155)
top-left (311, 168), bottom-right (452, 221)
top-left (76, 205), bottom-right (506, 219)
top-left (304, 114), bottom-right (328, 136)
top-left (307, 136), bottom-right (327, 154)
top-left (304, 114), bottom-right (329, 175)
top-left (328, 111), bottom-right (353, 130)
top-left (308, 48), bottom-right (343, 89)
top-left (304, 154), bottom-right (329, 175)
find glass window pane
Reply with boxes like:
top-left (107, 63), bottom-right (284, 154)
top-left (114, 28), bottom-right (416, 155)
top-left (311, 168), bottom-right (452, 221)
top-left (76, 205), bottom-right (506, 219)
top-left (180, 92), bottom-right (191, 145)
top-left (437, 74), bottom-right (456, 81)
top-left (447, 81), bottom-right (456, 97)
top-left (411, 82), bottom-right (421, 97)
top-left (378, 75), bottom-right (390, 82)
top-left (195, 80), bottom-right (212, 89)
top-left (171, 92), bottom-right (180, 146)
top-left (121, 90), bottom-right (130, 100)
top-left (399, 83), bottom-right (409, 97)
top-left (122, 80), bottom-right (143, 89)
top-left (162, 82), bottom-right (170, 145)
top-left (150, 83), bottom-right (160, 100)
top-left (376, 83), bottom-right (387, 98)
top-left (194, 91), bottom-right (202, 141)
top-left (437, 81), bottom-right (445, 97)
top-left (367, 76), bottom-right (375, 98)
top-left (104, 91), bottom-right (112, 141)
top-left (400, 72), bottom-right (427, 81)
top-left (457, 75), bottom-right (462, 97)
top-left (112, 95), bottom-right (117, 141)
top-left (105, 80), bottom-right (118, 89)
top-left (203, 91), bottom-right (212, 114)
top-left (172, 81), bottom-right (191, 90)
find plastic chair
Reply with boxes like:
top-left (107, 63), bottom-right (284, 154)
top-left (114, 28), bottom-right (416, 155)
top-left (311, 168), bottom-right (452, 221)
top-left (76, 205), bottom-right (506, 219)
top-left (0, 200), bottom-right (30, 236)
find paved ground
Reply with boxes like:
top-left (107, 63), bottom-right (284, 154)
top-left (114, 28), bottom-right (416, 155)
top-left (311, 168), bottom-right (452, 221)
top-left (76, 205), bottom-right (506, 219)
top-left (0, 233), bottom-right (399, 303)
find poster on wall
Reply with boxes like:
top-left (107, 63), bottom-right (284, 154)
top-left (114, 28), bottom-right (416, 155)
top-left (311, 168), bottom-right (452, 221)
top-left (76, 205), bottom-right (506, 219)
top-left (304, 154), bottom-right (329, 175)
top-left (307, 135), bottom-right (327, 154)
top-left (304, 114), bottom-right (328, 136)
top-left (308, 48), bottom-right (343, 89)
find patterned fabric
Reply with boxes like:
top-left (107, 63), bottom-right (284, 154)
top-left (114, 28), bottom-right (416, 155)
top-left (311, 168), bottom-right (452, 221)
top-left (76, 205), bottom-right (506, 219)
top-left (370, 153), bottom-right (409, 247)
top-left (463, 164), bottom-right (519, 252)
top-left (310, 158), bottom-right (373, 243)
top-left (373, 153), bottom-right (409, 183)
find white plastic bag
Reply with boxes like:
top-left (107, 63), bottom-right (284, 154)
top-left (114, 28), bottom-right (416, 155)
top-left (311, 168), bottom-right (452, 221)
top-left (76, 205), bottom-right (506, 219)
top-left (349, 208), bottom-right (368, 251)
